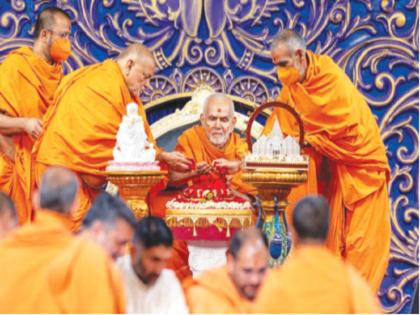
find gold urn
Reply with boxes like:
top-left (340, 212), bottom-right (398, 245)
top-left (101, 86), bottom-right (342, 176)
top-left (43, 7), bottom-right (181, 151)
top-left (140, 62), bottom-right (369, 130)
top-left (105, 170), bottom-right (167, 218)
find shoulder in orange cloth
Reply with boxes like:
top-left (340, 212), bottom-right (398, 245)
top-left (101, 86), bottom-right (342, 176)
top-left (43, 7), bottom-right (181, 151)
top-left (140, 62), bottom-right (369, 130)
top-left (0, 46), bottom-right (63, 223)
top-left (254, 246), bottom-right (382, 314)
top-left (176, 125), bottom-right (256, 195)
top-left (34, 45), bottom-right (159, 230)
top-left (185, 267), bottom-right (252, 313)
top-left (268, 30), bottom-right (390, 292)
top-left (254, 195), bottom-right (382, 314)
top-left (186, 228), bottom-right (268, 314)
top-left (0, 167), bottom-right (125, 313)
top-left (0, 210), bottom-right (125, 313)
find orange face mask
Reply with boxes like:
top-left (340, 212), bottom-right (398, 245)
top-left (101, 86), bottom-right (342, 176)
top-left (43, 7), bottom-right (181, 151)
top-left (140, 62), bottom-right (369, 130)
top-left (50, 38), bottom-right (71, 63)
top-left (277, 66), bottom-right (301, 86)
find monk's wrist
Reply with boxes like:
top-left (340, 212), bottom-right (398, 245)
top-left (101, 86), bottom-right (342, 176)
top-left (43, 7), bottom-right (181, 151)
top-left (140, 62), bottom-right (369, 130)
top-left (17, 117), bottom-right (28, 133)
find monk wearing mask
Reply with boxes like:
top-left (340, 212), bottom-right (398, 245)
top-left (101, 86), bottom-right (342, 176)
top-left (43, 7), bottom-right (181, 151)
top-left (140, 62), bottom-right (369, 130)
top-left (0, 7), bottom-right (72, 224)
top-left (264, 29), bottom-right (390, 292)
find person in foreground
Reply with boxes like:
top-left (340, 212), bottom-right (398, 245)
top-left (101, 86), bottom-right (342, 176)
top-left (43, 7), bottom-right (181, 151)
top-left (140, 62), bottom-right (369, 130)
top-left (0, 166), bottom-right (125, 313)
top-left (253, 195), bottom-right (382, 314)
top-left (185, 227), bottom-right (269, 313)
top-left (81, 191), bottom-right (136, 261)
top-left (116, 216), bottom-right (188, 314)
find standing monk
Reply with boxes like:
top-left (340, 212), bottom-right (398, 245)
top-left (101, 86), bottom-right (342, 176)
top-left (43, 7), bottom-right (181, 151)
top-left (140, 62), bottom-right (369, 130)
top-left (265, 29), bottom-right (390, 292)
top-left (0, 7), bottom-right (71, 224)
top-left (33, 43), bottom-right (191, 230)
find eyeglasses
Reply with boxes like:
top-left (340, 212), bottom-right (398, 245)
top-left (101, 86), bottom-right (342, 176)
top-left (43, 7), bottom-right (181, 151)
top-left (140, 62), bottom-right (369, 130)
top-left (46, 29), bottom-right (72, 39)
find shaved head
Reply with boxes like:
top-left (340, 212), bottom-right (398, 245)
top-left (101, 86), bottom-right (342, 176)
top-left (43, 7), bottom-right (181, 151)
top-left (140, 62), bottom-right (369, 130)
top-left (117, 43), bottom-right (155, 65)
top-left (117, 44), bottom-right (156, 96)
top-left (293, 195), bottom-right (330, 242)
top-left (227, 228), bottom-right (269, 301)
top-left (202, 93), bottom-right (235, 116)
top-left (271, 29), bottom-right (306, 53)
top-left (39, 166), bottom-right (80, 214)
top-left (229, 227), bottom-right (268, 259)
top-left (33, 7), bottom-right (71, 39)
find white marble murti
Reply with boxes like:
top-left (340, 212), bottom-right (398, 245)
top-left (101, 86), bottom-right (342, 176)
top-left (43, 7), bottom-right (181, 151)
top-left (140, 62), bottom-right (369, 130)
top-left (187, 240), bottom-right (228, 277)
top-left (113, 102), bottom-right (156, 163)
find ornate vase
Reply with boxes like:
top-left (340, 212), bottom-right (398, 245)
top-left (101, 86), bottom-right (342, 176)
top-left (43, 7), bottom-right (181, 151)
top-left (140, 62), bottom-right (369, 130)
top-left (105, 170), bottom-right (167, 218)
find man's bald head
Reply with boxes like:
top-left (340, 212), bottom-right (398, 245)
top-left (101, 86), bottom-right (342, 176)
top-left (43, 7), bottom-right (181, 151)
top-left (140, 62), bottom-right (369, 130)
top-left (228, 227), bottom-right (268, 259)
top-left (200, 93), bottom-right (237, 149)
top-left (202, 93), bottom-right (235, 116)
top-left (271, 29), bottom-right (306, 53)
top-left (117, 43), bottom-right (154, 64)
top-left (39, 166), bottom-right (80, 215)
top-left (117, 44), bottom-right (156, 96)
top-left (227, 228), bottom-right (269, 301)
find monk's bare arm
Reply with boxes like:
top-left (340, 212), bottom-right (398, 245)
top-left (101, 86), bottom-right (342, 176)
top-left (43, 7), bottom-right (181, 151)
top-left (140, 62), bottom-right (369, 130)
top-left (0, 113), bottom-right (42, 138)
top-left (168, 169), bottom-right (197, 186)
top-left (168, 161), bottom-right (211, 186)
top-left (157, 151), bottom-right (192, 172)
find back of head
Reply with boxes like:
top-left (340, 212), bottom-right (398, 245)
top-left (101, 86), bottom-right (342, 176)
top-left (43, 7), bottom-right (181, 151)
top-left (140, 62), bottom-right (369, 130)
top-left (33, 6), bottom-right (71, 39)
top-left (271, 29), bottom-right (307, 53)
top-left (292, 195), bottom-right (330, 242)
top-left (134, 216), bottom-right (173, 248)
top-left (82, 192), bottom-right (136, 229)
top-left (39, 166), bottom-right (80, 214)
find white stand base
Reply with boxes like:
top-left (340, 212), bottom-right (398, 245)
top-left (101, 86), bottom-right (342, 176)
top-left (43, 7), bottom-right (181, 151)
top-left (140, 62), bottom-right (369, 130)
top-left (187, 240), bottom-right (228, 278)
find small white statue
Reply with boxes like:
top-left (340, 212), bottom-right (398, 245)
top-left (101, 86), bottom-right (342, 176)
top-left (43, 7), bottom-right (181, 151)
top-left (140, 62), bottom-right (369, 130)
top-left (113, 103), bottom-right (156, 163)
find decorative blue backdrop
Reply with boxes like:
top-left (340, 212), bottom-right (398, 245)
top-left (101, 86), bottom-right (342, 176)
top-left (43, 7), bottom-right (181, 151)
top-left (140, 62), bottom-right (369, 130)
top-left (0, 0), bottom-right (418, 312)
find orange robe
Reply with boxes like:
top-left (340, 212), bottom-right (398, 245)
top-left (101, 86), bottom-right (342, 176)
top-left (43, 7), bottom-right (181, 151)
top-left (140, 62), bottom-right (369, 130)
top-left (0, 46), bottom-right (62, 223)
top-left (0, 210), bottom-right (125, 313)
top-left (176, 125), bottom-right (257, 196)
top-left (148, 125), bottom-right (256, 282)
top-left (33, 59), bottom-right (157, 230)
top-left (254, 245), bottom-right (382, 313)
top-left (185, 266), bottom-right (252, 313)
top-left (265, 51), bottom-right (391, 292)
